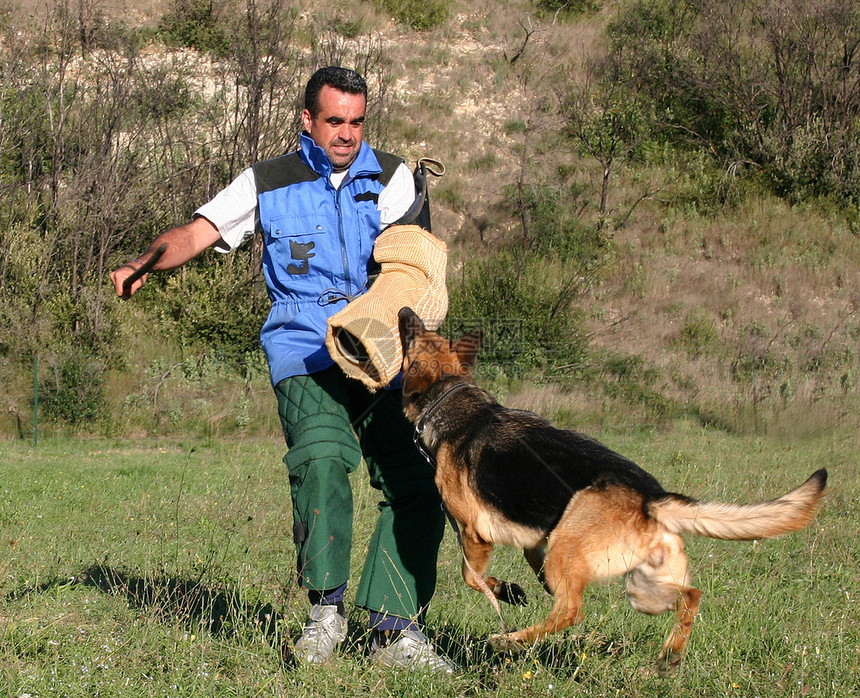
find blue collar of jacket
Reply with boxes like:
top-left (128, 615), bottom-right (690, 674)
top-left (299, 131), bottom-right (384, 182)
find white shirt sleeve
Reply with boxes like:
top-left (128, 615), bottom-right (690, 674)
top-left (194, 168), bottom-right (258, 253)
top-left (378, 162), bottom-right (417, 227)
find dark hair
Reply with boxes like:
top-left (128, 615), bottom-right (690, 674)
top-left (304, 66), bottom-right (368, 117)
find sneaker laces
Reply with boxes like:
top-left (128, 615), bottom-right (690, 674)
top-left (372, 628), bottom-right (457, 673)
top-left (294, 604), bottom-right (347, 663)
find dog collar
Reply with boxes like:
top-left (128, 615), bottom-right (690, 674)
top-left (413, 381), bottom-right (471, 465)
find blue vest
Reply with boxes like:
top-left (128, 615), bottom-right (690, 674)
top-left (254, 132), bottom-right (404, 385)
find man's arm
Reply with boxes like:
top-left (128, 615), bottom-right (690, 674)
top-left (109, 216), bottom-right (222, 298)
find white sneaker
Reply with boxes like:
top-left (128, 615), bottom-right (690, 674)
top-left (293, 604), bottom-right (347, 664)
top-left (369, 629), bottom-right (457, 673)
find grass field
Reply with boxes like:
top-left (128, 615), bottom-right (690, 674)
top-left (1, 420), bottom-right (858, 697)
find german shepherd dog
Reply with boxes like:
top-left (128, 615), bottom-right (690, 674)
top-left (397, 307), bottom-right (827, 674)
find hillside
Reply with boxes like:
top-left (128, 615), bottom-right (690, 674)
top-left (0, 0), bottom-right (858, 439)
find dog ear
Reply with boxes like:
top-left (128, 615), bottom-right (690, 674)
top-left (398, 307), bottom-right (425, 353)
top-left (453, 328), bottom-right (483, 371)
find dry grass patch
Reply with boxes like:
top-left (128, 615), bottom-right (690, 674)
top-left (587, 193), bottom-right (859, 434)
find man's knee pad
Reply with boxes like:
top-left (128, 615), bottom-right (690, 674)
top-left (283, 414), bottom-right (362, 478)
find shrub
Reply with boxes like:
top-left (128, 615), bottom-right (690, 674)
top-left (511, 183), bottom-right (606, 264)
top-left (597, 350), bottom-right (677, 419)
top-left (148, 253), bottom-right (267, 358)
top-left (446, 249), bottom-right (589, 375)
top-left (372, 0), bottom-right (451, 31)
top-left (445, 182), bottom-right (608, 377)
top-left (39, 352), bottom-right (106, 424)
top-left (606, 0), bottom-right (860, 206)
top-left (329, 14), bottom-right (364, 38)
top-left (537, 0), bottom-right (600, 16)
top-left (676, 309), bottom-right (720, 358)
top-left (157, 0), bottom-right (230, 56)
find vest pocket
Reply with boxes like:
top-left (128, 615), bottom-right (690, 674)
top-left (265, 215), bottom-right (328, 277)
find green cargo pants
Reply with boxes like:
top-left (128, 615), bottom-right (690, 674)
top-left (275, 365), bottom-right (445, 621)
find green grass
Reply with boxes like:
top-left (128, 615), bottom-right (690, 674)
top-left (1, 422), bottom-right (858, 696)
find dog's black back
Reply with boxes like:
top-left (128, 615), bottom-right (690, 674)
top-left (438, 389), bottom-right (667, 533)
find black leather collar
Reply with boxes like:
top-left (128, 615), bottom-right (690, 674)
top-left (412, 381), bottom-right (471, 465)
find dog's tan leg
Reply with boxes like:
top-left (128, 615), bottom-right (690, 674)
top-left (625, 534), bottom-right (700, 676)
top-left (489, 546), bottom-right (590, 651)
top-left (461, 531), bottom-right (528, 605)
top-left (656, 586), bottom-right (702, 676)
top-left (460, 531), bottom-right (494, 591)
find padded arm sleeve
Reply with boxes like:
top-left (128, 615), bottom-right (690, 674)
top-left (325, 225), bottom-right (448, 390)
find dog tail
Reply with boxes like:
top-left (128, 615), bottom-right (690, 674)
top-left (649, 469), bottom-right (827, 540)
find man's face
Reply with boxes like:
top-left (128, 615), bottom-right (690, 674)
top-left (302, 85), bottom-right (366, 171)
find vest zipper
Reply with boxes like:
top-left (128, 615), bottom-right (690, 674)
top-left (335, 182), bottom-right (353, 296)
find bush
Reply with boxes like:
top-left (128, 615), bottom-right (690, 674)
top-left (446, 250), bottom-right (588, 375)
top-left (39, 352), bottom-right (106, 424)
top-left (676, 309), bottom-right (720, 358)
top-left (157, 0), bottom-right (230, 56)
top-left (537, 0), bottom-right (600, 16)
top-left (372, 0), bottom-right (451, 31)
top-left (445, 183), bottom-right (607, 377)
top-left (596, 350), bottom-right (677, 419)
top-left (512, 183), bottom-right (606, 264)
top-left (147, 253), bottom-right (268, 357)
top-left (606, 0), bottom-right (860, 206)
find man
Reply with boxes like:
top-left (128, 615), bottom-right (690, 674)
top-left (110, 66), bottom-right (453, 672)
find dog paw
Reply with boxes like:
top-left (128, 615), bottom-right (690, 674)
top-left (488, 632), bottom-right (527, 653)
top-left (494, 581), bottom-right (528, 606)
top-left (654, 652), bottom-right (683, 678)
